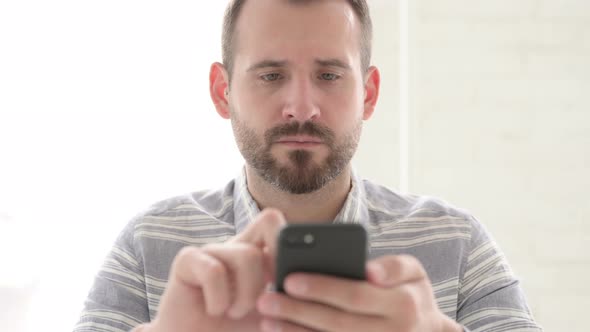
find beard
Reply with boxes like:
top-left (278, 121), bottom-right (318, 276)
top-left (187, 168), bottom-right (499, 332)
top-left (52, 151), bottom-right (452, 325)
top-left (231, 112), bottom-right (362, 194)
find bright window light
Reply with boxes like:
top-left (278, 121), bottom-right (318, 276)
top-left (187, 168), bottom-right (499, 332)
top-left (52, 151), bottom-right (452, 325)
top-left (399, 0), bottom-right (409, 193)
top-left (0, 1), bottom-right (239, 331)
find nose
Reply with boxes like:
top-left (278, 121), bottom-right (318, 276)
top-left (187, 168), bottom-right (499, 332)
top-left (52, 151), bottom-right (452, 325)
top-left (281, 76), bottom-right (320, 122)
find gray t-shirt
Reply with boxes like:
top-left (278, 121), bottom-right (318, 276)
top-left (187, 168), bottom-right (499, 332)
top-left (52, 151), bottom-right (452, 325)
top-left (74, 170), bottom-right (542, 331)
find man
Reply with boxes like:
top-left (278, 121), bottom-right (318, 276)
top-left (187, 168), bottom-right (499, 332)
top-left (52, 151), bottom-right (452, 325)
top-left (74, 0), bottom-right (542, 331)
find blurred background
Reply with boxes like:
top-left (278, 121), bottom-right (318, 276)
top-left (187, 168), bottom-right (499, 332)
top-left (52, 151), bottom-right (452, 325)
top-left (0, 0), bottom-right (588, 331)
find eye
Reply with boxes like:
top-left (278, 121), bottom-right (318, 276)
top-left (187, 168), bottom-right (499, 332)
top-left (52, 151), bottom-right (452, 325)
top-left (319, 73), bottom-right (340, 81)
top-left (260, 73), bottom-right (282, 82)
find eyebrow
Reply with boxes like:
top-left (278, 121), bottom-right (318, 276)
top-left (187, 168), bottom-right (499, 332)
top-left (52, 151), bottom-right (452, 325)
top-left (315, 58), bottom-right (352, 70)
top-left (246, 58), bottom-right (352, 72)
top-left (246, 60), bottom-right (288, 72)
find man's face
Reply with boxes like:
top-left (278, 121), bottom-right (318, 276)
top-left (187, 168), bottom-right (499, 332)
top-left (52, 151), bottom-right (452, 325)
top-left (228, 0), bottom-right (372, 194)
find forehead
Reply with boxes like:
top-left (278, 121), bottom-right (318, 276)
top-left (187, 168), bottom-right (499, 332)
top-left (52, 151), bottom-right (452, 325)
top-left (233, 0), bottom-right (361, 69)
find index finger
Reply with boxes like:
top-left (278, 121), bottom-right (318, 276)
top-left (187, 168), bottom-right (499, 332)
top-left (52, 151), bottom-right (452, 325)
top-left (230, 208), bottom-right (287, 256)
top-left (230, 208), bottom-right (287, 281)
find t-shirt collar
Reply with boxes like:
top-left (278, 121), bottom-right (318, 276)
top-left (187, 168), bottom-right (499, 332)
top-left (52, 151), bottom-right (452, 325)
top-left (232, 167), bottom-right (369, 233)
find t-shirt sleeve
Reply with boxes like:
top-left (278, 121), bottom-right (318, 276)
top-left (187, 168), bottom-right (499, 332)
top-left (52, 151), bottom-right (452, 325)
top-left (73, 219), bottom-right (149, 332)
top-left (456, 217), bottom-right (542, 331)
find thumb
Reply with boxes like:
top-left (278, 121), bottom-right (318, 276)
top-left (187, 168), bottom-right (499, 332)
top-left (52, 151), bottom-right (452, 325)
top-left (366, 254), bottom-right (427, 287)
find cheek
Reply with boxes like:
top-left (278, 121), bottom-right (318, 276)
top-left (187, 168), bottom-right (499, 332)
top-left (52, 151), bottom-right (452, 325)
top-left (322, 80), bottom-right (365, 111)
top-left (233, 88), bottom-right (282, 124)
top-left (322, 94), bottom-right (364, 127)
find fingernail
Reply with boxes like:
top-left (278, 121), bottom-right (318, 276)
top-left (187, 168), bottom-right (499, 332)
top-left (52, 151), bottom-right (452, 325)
top-left (265, 282), bottom-right (276, 292)
top-left (369, 262), bottom-right (386, 283)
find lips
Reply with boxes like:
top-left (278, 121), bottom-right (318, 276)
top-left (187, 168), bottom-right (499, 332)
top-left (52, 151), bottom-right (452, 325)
top-left (276, 135), bottom-right (323, 144)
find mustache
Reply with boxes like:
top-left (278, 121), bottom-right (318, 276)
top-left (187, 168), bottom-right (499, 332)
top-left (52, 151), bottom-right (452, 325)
top-left (265, 121), bottom-right (335, 145)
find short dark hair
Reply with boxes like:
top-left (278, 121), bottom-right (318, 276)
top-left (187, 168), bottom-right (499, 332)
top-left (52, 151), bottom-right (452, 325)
top-left (221, 0), bottom-right (373, 80)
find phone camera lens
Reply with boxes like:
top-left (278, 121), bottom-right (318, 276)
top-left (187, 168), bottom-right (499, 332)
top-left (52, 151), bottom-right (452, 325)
top-left (303, 234), bottom-right (314, 244)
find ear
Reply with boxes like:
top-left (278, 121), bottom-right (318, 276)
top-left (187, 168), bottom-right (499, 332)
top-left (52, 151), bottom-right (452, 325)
top-left (362, 66), bottom-right (380, 121)
top-left (209, 62), bottom-right (231, 119)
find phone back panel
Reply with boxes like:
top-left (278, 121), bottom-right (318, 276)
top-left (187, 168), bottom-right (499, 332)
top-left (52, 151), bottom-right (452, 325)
top-left (275, 223), bottom-right (367, 293)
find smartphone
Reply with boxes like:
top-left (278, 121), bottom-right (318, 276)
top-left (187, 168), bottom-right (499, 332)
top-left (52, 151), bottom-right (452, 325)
top-left (275, 223), bottom-right (367, 293)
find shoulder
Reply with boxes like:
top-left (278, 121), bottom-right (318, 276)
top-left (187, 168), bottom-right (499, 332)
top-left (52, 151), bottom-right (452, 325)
top-left (361, 179), bottom-right (475, 223)
top-left (120, 180), bottom-right (237, 245)
top-left (362, 180), bottom-right (487, 275)
top-left (140, 180), bottom-right (234, 220)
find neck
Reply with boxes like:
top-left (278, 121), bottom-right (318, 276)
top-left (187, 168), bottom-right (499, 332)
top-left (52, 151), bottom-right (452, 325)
top-left (245, 166), bottom-right (353, 223)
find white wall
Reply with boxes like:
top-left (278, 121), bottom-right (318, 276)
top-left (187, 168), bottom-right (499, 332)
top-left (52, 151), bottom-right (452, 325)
top-left (354, 1), bottom-right (399, 189)
top-left (0, 1), bottom-right (239, 331)
top-left (408, 1), bottom-right (590, 331)
top-left (1, 0), bottom-right (587, 331)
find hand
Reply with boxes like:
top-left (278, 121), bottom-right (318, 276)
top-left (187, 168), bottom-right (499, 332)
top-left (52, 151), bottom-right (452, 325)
top-left (139, 208), bottom-right (288, 332)
top-left (256, 254), bottom-right (462, 332)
